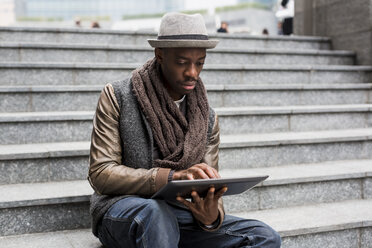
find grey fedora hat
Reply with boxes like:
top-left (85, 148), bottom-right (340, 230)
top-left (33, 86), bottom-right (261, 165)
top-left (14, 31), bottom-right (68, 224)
top-left (148, 12), bottom-right (218, 49)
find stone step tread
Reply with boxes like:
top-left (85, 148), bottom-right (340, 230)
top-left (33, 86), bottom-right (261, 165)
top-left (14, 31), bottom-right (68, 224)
top-left (1, 104), bottom-right (372, 121)
top-left (0, 111), bottom-right (94, 121)
top-left (220, 159), bottom-right (372, 186)
top-left (208, 83), bottom-right (372, 90)
top-left (234, 199), bottom-right (372, 237)
top-left (2, 83), bottom-right (372, 92)
top-left (220, 128), bottom-right (372, 147)
top-left (216, 104), bottom-right (372, 115)
top-left (1, 128), bottom-right (372, 160)
top-left (1, 159), bottom-right (371, 208)
top-left (0, 229), bottom-right (102, 248)
top-left (0, 141), bottom-right (90, 160)
top-left (1, 62), bottom-right (371, 71)
top-left (1, 199), bottom-right (371, 247)
top-left (0, 180), bottom-right (92, 208)
top-left (0, 26), bottom-right (332, 41)
top-left (0, 42), bottom-right (354, 56)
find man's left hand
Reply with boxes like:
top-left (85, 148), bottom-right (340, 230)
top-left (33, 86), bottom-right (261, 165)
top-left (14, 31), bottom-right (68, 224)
top-left (177, 186), bottom-right (227, 225)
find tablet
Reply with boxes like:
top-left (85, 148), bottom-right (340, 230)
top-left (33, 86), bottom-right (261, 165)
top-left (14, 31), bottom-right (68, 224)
top-left (151, 176), bottom-right (268, 200)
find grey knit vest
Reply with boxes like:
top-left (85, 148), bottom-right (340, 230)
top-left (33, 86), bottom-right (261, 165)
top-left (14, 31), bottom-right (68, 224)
top-left (89, 78), bottom-right (215, 236)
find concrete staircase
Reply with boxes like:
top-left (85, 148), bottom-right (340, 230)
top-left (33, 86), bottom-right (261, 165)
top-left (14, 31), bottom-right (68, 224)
top-left (0, 26), bottom-right (372, 247)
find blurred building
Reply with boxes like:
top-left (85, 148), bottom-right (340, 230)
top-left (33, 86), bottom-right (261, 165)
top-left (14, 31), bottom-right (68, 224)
top-left (0, 0), bottom-right (277, 33)
top-left (295, 0), bottom-right (372, 65)
top-left (2, 0), bottom-right (184, 22)
top-left (0, 0), bottom-right (16, 26)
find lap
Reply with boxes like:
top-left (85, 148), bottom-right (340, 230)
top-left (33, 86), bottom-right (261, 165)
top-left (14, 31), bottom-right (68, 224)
top-left (173, 207), bottom-right (278, 248)
top-left (99, 197), bottom-right (280, 248)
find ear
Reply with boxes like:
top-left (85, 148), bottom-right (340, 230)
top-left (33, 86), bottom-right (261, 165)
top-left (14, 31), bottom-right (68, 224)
top-left (155, 48), bottom-right (163, 64)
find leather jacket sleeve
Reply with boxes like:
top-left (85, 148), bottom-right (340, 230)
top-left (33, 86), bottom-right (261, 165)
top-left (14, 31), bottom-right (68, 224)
top-left (88, 83), bottom-right (171, 196)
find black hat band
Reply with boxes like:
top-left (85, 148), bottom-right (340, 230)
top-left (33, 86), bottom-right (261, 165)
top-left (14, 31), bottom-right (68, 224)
top-left (157, 34), bottom-right (208, 40)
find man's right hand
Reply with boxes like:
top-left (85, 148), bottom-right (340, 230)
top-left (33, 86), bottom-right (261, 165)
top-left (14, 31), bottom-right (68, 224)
top-left (172, 163), bottom-right (220, 180)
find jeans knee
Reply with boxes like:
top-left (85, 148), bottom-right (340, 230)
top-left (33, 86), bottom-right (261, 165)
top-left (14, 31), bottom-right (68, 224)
top-left (138, 199), bottom-right (176, 223)
top-left (141, 198), bottom-right (161, 210)
top-left (141, 199), bottom-right (168, 215)
top-left (100, 198), bottom-right (180, 248)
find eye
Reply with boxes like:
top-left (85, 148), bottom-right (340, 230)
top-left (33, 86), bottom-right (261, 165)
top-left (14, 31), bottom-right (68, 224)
top-left (177, 60), bottom-right (187, 65)
top-left (197, 61), bottom-right (205, 66)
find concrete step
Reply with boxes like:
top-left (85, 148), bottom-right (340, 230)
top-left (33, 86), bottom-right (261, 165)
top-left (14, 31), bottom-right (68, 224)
top-left (1, 128), bottom-right (372, 184)
top-left (0, 180), bottom-right (92, 236)
top-left (0, 161), bottom-right (370, 237)
top-left (0, 141), bottom-right (89, 185)
top-left (208, 83), bottom-right (372, 108)
top-left (1, 63), bottom-right (371, 85)
top-left (1, 198), bottom-right (372, 248)
top-left (218, 128), bottom-right (372, 169)
top-left (220, 159), bottom-right (372, 212)
top-left (0, 111), bottom-right (93, 144)
top-left (217, 104), bottom-right (372, 135)
top-left (236, 199), bottom-right (372, 248)
top-left (1, 105), bottom-right (372, 144)
top-left (0, 26), bottom-right (332, 50)
top-left (1, 84), bottom-right (372, 112)
top-left (0, 43), bottom-right (354, 65)
top-left (1, 200), bottom-right (371, 248)
top-left (0, 229), bottom-right (102, 248)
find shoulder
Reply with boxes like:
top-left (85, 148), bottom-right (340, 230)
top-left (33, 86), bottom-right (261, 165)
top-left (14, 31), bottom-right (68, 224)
top-left (108, 77), bottom-right (133, 109)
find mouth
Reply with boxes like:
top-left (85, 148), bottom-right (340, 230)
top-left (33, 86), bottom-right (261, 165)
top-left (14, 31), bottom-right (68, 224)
top-left (182, 81), bottom-right (197, 90)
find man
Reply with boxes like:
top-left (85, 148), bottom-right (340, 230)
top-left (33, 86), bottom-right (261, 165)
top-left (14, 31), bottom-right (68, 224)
top-left (217, 21), bottom-right (229, 33)
top-left (275, 0), bottom-right (294, 35)
top-left (88, 12), bottom-right (281, 248)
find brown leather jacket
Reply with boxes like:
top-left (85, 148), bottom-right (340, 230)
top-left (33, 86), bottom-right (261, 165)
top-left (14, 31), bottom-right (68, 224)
top-left (88, 83), bottom-right (224, 230)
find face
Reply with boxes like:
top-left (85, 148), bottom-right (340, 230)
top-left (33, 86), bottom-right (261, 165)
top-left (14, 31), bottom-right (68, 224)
top-left (155, 47), bottom-right (206, 100)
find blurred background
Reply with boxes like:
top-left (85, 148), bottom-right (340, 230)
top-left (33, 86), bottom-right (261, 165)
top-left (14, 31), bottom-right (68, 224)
top-left (0, 0), bottom-right (286, 35)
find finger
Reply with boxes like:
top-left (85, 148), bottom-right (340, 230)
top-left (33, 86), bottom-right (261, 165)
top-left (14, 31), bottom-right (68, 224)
top-left (211, 167), bottom-right (221, 178)
top-left (193, 167), bottom-right (209, 179)
top-left (177, 196), bottom-right (193, 208)
top-left (191, 191), bottom-right (202, 204)
top-left (206, 187), bottom-right (215, 201)
top-left (196, 164), bottom-right (216, 179)
top-left (187, 173), bottom-right (194, 180)
top-left (214, 187), bottom-right (228, 199)
top-left (205, 167), bottom-right (217, 179)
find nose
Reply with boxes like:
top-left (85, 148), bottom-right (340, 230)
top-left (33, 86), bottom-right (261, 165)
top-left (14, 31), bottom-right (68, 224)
top-left (185, 64), bottom-right (198, 80)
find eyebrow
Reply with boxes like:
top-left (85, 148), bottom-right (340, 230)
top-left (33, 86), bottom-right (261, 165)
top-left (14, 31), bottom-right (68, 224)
top-left (177, 55), bottom-right (206, 60)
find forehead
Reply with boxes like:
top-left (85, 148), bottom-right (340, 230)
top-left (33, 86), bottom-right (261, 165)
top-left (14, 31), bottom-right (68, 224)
top-left (163, 48), bottom-right (206, 59)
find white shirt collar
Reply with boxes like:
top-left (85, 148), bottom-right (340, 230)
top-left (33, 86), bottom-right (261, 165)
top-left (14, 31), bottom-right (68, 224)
top-left (174, 95), bottom-right (186, 108)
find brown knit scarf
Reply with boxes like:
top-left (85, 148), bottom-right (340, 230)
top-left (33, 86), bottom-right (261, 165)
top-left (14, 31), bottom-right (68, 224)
top-left (132, 58), bottom-right (210, 170)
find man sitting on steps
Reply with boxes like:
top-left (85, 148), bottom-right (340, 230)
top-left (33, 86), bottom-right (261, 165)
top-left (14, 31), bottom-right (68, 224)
top-left (88, 12), bottom-right (281, 248)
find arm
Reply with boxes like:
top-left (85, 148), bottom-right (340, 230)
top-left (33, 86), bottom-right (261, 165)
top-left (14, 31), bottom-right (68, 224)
top-left (88, 83), bottom-right (170, 196)
top-left (176, 114), bottom-right (226, 231)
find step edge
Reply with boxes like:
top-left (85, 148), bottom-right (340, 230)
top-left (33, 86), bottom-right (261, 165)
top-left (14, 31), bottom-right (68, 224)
top-left (0, 26), bottom-right (332, 41)
top-left (1, 105), bottom-right (372, 121)
top-left (1, 62), bottom-right (371, 71)
top-left (1, 83), bottom-right (372, 92)
top-left (0, 43), bottom-right (353, 56)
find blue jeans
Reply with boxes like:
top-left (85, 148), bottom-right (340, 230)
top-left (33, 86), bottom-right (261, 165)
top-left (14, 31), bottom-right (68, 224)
top-left (97, 197), bottom-right (281, 248)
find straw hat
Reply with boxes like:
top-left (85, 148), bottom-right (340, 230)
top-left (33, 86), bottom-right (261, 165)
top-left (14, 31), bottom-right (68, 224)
top-left (148, 12), bottom-right (218, 49)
